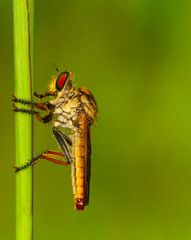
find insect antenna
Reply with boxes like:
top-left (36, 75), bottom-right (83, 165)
top-left (50, 62), bottom-right (60, 74)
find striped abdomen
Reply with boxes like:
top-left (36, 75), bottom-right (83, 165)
top-left (71, 127), bottom-right (91, 210)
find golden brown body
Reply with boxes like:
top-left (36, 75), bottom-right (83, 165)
top-left (51, 86), bottom-right (98, 209)
top-left (70, 88), bottom-right (97, 210)
top-left (13, 71), bottom-right (98, 210)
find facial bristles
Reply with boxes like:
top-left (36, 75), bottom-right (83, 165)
top-left (48, 76), bottom-right (57, 92)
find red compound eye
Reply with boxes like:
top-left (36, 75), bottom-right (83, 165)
top-left (56, 72), bottom-right (69, 91)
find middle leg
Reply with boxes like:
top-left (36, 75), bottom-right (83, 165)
top-left (13, 103), bottom-right (53, 123)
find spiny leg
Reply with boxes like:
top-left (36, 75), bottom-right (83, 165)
top-left (13, 103), bottom-right (53, 123)
top-left (46, 150), bottom-right (66, 157)
top-left (12, 93), bottom-right (55, 112)
top-left (12, 93), bottom-right (46, 111)
top-left (14, 150), bottom-right (70, 173)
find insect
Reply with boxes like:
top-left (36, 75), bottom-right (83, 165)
top-left (13, 69), bottom-right (98, 210)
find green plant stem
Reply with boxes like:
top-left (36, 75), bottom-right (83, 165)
top-left (13, 0), bottom-right (34, 239)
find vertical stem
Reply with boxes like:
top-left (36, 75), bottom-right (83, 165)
top-left (13, 0), bottom-right (34, 239)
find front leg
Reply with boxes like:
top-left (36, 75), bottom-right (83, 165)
top-left (34, 91), bottom-right (56, 100)
top-left (13, 103), bottom-right (53, 123)
top-left (12, 93), bottom-right (55, 112)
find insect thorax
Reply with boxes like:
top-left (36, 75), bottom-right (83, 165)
top-left (51, 87), bottom-right (98, 132)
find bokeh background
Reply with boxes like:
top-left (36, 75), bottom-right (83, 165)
top-left (2, 0), bottom-right (191, 239)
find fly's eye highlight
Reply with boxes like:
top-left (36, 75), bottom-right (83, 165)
top-left (56, 72), bottom-right (69, 91)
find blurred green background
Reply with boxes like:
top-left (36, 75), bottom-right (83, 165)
top-left (2, 0), bottom-right (191, 239)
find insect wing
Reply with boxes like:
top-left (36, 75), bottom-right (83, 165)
top-left (81, 113), bottom-right (91, 205)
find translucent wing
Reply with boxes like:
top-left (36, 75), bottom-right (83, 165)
top-left (81, 113), bottom-right (91, 205)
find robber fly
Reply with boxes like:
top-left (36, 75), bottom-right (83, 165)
top-left (13, 70), bottom-right (98, 210)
